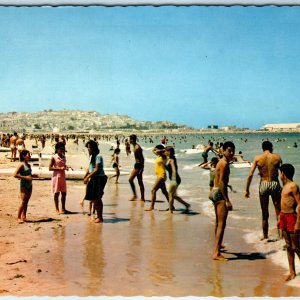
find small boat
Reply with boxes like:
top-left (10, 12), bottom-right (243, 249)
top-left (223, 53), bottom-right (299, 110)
top-left (180, 144), bottom-right (205, 154)
top-left (0, 167), bottom-right (130, 180)
top-left (5, 153), bottom-right (53, 162)
top-left (231, 161), bottom-right (252, 169)
top-left (0, 147), bottom-right (11, 152)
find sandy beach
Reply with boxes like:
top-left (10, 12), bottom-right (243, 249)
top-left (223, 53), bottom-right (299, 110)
top-left (0, 138), bottom-right (299, 297)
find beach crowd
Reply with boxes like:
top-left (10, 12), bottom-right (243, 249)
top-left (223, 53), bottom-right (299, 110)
top-left (1, 131), bottom-right (300, 282)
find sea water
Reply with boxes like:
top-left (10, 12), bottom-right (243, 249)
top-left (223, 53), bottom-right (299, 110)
top-left (135, 132), bottom-right (300, 286)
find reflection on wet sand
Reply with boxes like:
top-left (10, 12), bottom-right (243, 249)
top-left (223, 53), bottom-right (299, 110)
top-left (148, 213), bottom-right (175, 286)
top-left (210, 262), bottom-right (224, 297)
top-left (83, 224), bottom-right (104, 295)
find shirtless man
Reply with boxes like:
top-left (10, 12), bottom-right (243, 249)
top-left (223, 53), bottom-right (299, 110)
top-left (16, 135), bottom-right (26, 161)
top-left (128, 134), bottom-right (145, 201)
top-left (199, 142), bottom-right (217, 167)
top-left (245, 141), bottom-right (282, 240)
top-left (278, 164), bottom-right (300, 281)
top-left (9, 132), bottom-right (18, 162)
top-left (209, 141), bottom-right (235, 261)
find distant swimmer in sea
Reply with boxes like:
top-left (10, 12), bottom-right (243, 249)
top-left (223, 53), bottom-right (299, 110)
top-left (232, 151), bottom-right (251, 163)
top-left (293, 142), bottom-right (298, 148)
top-left (278, 164), bottom-right (300, 281)
top-left (209, 141), bottom-right (235, 261)
top-left (199, 142), bottom-right (218, 167)
top-left (245, 141), bottom-right (282, 240)
top-left (128, 134), bottom-right (145, 202)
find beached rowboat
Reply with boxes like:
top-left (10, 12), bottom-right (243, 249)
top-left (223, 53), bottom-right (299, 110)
top-left (231, 161), bottom-right (252, 168)
top-left (0, 167), bottom-right (129, 180)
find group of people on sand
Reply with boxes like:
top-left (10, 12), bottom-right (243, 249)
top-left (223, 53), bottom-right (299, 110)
top-left (5, 132), bottom-right (26, 162)
top-left (11, 132), bottom-right (300, 282)
top-left (14, 139), bottom-right (108, 224)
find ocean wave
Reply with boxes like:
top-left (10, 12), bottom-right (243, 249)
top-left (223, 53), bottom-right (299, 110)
top-left (242, 229), bottom-right (300, 285)
top-left (201, 200), bottom-right (215, 218)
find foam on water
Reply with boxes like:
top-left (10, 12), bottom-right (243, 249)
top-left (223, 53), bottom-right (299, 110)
top-left (145, 157), bottom-right (155, 164)
top-left (242, 229), bottom-right (300, 287)
top-left (182, 163), bottom-right (200, 170)
top-left (201, 200), bottom-right (215, 218)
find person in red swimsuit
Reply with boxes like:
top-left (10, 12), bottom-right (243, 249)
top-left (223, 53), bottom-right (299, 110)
top-left (279, 163), bottom-right (300, 281)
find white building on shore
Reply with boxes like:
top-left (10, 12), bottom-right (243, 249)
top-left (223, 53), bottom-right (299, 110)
top-left (261, 123), bottom-right (300, 132)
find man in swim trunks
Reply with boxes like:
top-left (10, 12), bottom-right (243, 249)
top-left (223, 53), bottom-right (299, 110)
top-left (9, 132), bottom-right (18, 162)
top-left (210, 141), bottom-right (235, 261)
top-left (245, 141), bottom-right (282, 240)
top-left (278, 164), bottom-right (300, 281)
top-left (16, 135), bottom-right (26, 161)
top-left (128, 134), bottom-right (145, 201)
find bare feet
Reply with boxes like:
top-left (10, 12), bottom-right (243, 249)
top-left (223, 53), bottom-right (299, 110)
top-left (60, 210), bottom-right (71, 214)
top-left (145, 207), bottom-right (154, 211)
top-left (140, 198), bottom-right (146, 202)
top-left (17, 219), bottom-right (24, 224)
top-left (129, 196), bottom-right (137, 201)
top-left (284, 273), bottom-right (296, 281)
top-left (185, 204), bottom-right (191, 212)
top-left (94, 218), bottom-right (103, 223)
top-left (212, 254), bottom-right (228, 261)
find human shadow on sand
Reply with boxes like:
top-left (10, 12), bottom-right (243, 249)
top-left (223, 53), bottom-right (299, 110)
top-left (225, 251), bottom-right (266, 261)
top-left (177, 208), bottom-right (200, 216)
top-left (25, 217), bottom-right (60, 223)
top-left (104, 217), bottom-right (130, 224)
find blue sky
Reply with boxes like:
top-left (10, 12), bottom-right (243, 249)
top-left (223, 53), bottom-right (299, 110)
top-left (1, 6), bottom-right (300, 129)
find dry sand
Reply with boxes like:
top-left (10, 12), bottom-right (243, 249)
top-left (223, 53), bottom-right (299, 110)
top-left (0, 139), bottom-right (299, 297)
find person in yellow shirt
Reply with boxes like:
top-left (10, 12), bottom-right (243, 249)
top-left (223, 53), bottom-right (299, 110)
top-left (145, 145), bottom-right (169, 211)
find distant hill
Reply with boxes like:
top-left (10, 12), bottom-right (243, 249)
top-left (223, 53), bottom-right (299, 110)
top-left (0, 110), bottom-right (191, 133)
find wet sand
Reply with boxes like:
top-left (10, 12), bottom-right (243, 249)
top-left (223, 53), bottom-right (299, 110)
top-left (0, 140), bottom-right (299, 297)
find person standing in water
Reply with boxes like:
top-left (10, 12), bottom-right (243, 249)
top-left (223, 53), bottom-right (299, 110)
top-left (245, 141), bottom-right (282, 240)
top-left (278, 164), bottom-right (300, 282)
top-left (128, 134), bottom-right (145, 201)
top-left (145, 145), bottom-right (169, 211)
top-left (209, 141), bottom-right (235, 261)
